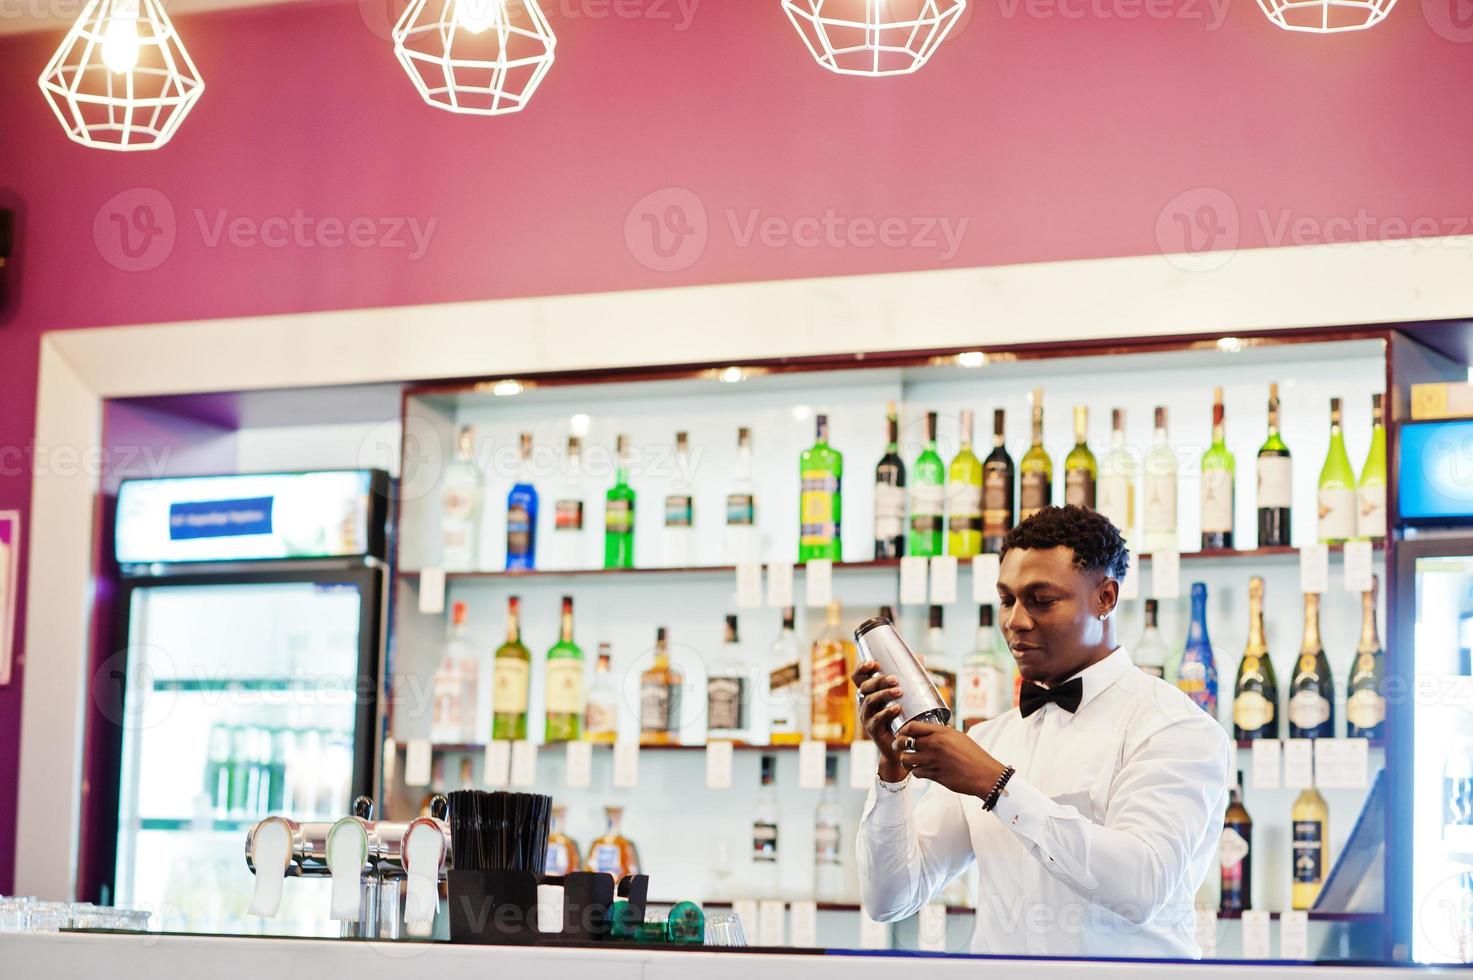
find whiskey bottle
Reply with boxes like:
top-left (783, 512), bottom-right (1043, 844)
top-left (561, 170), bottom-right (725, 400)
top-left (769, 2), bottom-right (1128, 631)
top-left (909, 411), bottom-right (945, 558)
top-left (545, 804), bottom-right (581, 877)
top-left (1201, 387), bottom-right (1235, 551)
top-left (1019, 389), bottom-right (1053, 522)
top-left (544, 596), bottom-right (585, 743)
top-left (1064, 405), bottom-right (1097, 509)
top-left (1288, 592), bottom-right (1335, 739)
top-left (751, 754), bottom-right (780, 898)
top-left (1256, 384), bottom-right (1292, 548)
top-left (1291, 787), bottom-right (1329, 910)
top-left (767, 607), bottom-right (804, 746)
top-left (1220, 772), bottom-right (1252, 914)
top-left (491, 596), bottom-right (531, 741)
top-left (706, 614), bottom-right (750, 743)
top-left (810, 601), bottom-right (857, 743)
top-left (1232, 577), bottom-right (1279, 741)
top-left (873, 403), bottom-right (906, 560)
top-left (799, 414), bottom-right (843, 562)
top-left (947, 409), bottom-right (983, 558)
top-left (585, 642), bottom-right (619, 744)
top-left (1346, 575), bottom-right (1386, 739)
top-left (981, 408), bottom-right (1015, 554)
top-left (640, 627), bottom-right (683, 746)
top-left (587, 805), bottom-right (641, 883)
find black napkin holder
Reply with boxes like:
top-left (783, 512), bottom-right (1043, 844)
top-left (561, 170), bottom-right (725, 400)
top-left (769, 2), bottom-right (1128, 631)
top-left (447, 870), bottom-right (650, 945)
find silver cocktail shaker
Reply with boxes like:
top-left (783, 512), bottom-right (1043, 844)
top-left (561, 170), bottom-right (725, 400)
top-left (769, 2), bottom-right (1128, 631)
top-left (854, 616), bottom-right (951, 733)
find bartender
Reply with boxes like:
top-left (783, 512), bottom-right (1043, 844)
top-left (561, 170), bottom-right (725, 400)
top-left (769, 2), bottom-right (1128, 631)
top-left (854, 505), bottom-right (1231, 958)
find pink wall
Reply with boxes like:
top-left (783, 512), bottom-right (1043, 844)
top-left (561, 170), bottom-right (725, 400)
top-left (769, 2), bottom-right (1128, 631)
top-left (3, 0), bottom-right (1473, 893)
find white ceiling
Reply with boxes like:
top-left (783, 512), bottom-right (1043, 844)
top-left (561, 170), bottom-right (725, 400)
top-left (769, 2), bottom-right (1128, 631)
top-left (0, 0), bottom-right (313, 37)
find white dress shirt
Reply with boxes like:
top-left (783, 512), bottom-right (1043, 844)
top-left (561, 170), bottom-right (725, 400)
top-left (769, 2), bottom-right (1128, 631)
top-left (857, 645), bottom-right (1232, 959)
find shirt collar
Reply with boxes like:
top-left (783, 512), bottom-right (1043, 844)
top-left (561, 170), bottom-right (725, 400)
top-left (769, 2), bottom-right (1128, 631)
top-left (1060, 646), bottom-right (1134, 713)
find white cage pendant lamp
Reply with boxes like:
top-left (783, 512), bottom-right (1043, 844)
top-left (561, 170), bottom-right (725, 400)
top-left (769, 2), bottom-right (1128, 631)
top-left (1256, 0), bottom-right (1396, 32)
top-left (782, 0), bottom-right (967, 77)
top-left (37, 0), bottom-right (204, 151)
top-left (393, 0), bottom-right (557, 115)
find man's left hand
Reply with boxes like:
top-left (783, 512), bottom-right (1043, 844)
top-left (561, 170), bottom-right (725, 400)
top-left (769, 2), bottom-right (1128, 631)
top-left (894, 721), bottom-right (1008, 800)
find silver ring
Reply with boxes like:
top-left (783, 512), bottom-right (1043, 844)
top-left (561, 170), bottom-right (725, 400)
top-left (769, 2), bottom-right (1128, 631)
top-left (905, 736), bottom-right (917, 753)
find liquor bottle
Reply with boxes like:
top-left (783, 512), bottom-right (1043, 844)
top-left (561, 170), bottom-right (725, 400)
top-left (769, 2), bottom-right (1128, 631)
top-left (585, 643), bottom-right (619, 744)
top-left (663, 431), bottom-right (696, 567)
top-left (1134, 598), bottom-right (1168, 679)
top-left (1233, 577), bottom-right (1279, 741)
top-left (1220, 772), bottom-right (1252, 914)
top-left (587, 805), bottom-right (641, 883)
top-left (640, 626), bottom-right (683, 746)
top-left (958, 605), bottom-right (1011, 730)
top-left (1019, 389), bottom-right (1053, 522)
top-left (1318, 398), bottom-right (1358, 544)
top-left (1098, 408), bottom-right (1136, 543)
top-left (799, 414), bottom-right (843, 562)
top-left (981, 408), bottom-right (1015, 554)
top-left (545, 596), bottom-right (585, 743)
top-left (1201, 388), bottom-right (1235, 551)
top-left (1256, 384), bottom-right (1292, 548)
top-left (550, 435), bottom-right (588, 570)
top-left (767, 607), bottom-right (803, 746)
top-left (506, 432), bottom-right (539, 571)
top-left (545, 804), bottom-right (581, 877)
top-left (910, 411), bottom-right (945, 558)
top-left (725, 427), bottom-right (760, 564)
top-left (874, 402), bottom-right (906, 560)
top-left (947, 409), bottom-right (984, 558)
top-left (810, 601), bottom-right (857, 743)
top-left (206, 725), bottom-right (232, 818)
top-left (751, 754), bottom-right (780, 898)
top-left (1288, 592), bottom-right (1335, 739)
top-left (442, 425), bottom-right (484, 571)
top-left (1346, 575), bottom-right (1386, 739)
top-left (815, 755), bottom-right (843, 903)
top-left (1291, 787), bottom-right (1329, 910)
top-left (1142, 407), bottom-right (1179, 554)
top-left (1358, 393), bottom-right (1387, 540)
top-left (707, 614), bottom-right (750, 743)
top-left (1064, 405), bottom-right (1097, 509)
top-left (492, 596), bottom-right (531, 741)
top-left (604, 434), bottom-right (636, 569)
top-left (430, 601), bottom-right (469, 743)
top-left (923, 605), bottom-right (958, 722)
top-left (1177, 582), bottom-right (1218, 717)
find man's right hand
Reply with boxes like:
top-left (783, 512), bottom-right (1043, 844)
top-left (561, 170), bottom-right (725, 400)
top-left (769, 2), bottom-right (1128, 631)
top-left (851, 660), bottom-right (908, 783)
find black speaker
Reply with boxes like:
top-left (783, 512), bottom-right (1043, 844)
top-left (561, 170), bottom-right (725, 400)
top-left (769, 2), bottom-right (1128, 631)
top-left (0, 208), bottom-right (14, 317)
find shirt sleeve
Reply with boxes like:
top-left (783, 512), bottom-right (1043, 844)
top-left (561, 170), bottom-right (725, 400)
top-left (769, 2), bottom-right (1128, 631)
top-left (990, 713), bottom-right (1231, 926)
top-left (856, 774), bottom-right (976, 923)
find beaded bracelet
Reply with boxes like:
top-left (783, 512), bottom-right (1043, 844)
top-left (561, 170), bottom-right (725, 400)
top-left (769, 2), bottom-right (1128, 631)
top-left (981, 765), bottom-right (1016, 812)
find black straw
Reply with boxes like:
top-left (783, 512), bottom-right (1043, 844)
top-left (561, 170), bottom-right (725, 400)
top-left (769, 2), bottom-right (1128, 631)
top-left (447, 790), bottom-right (553, 877)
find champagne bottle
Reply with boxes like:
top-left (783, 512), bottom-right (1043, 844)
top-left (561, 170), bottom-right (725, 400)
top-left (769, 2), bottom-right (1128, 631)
top-left (1232, 577), bottom-right (1279, 741)
top-left (947, 409), bottom-right (984, 558)
top-left (1134, 599), bottom-right (1168, 679)
top-left (1220, 772), bottom-right (1253, 914)
top-left (1098, 408), bottom-right (1136, 543)
top-left (1291, 787), bottom-right (1329, 910)
top-left (982, 408), bottom-right (1015, 553)
top-left (544, 596), bottom-right (585, 743)
top-left (1064, 405), bottom-right (1097, 509)
top-left (1358, 393), bottom-right (1387, 540)
top-left (1256, 383), bottom-right (1292, 548)
top-left (1177, 582), bottom-right (1218, 716)
top-left (1288, 592), bottom-right (1335, 739)
top-left (1201, 387), bottom-right (1235, 551)
top-left (604, 434), bottom-right (636, 569)
top-left (492, 596), bottom-right (531, 741)
top-left (910, 411), bottom-right (945, 558)
top-left (873, 403), bottom-right (906, 560)
top-left (1318, 397), bottom-right (1358, 544)
top-left (1020, 389), bottom-right (1053, 522)
top-left (799, 415), bottom-right (843, 563)
top-left (1142, 407), bottom-right (1179, 553)
top-left (1346, 574), bottom-right (1386, 739)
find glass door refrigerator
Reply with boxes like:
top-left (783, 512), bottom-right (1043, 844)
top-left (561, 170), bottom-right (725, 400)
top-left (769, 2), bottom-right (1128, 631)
top-left (101, 470), bottom-right (390, 936)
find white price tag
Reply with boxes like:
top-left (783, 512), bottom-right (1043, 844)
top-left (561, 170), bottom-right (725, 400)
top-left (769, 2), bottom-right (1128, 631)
top-left (859, 913), bottom-right (891, 950)
top-left (767, 562), bottom-right (795, 608)
top-left (1119, 549), bottom-right (1140, 600)
top-left (1342, 737), bottom-right (1369, 789)
top-left (850, 739), bottom-right (879, 790)
top-left (929, 556), bottom-right (958, 604)
top-left (919, 902), bottom-right (948, 952)
top-left (1314, 739), bottom-right (1341, 789)
top-left (1251, 739), bottom-right (1282, 790)
top-left (806, 559), bottom-right (834, 608)
top-left (1299, 544), bottom-right (1330, 595)
top-left (483, 740), bottom-right (511, 788)
top-left (1343, 539), bottom-right (1373, 594)
top-left (1241, 909), bottom-right (1272, 960)
top-left (1283, 739), bottom-right (1314, 789)
top-left (1194, 907), bottom-right (1218, 959)
top-left (900, 557), bottom-right (929, 606)
top-left (799, 740), bottom-right (827, 789)
top-left (733, 900), bottom-right (758, 940)
top-left (758, 900), bottom-right (786, 946)
top-left (736, 563), bottom-right (763, 609)
top-left (1280, 909), bottom-right (1310, 960)
top-left (706, 740), bottom-right (735, 789)
top-left (404, 739), bottom-right (433, 787)
top-left (789, 900), bottom-right (818, 948)
top-left (565, 740), bottom-right (593, 789)
top-left (972, 553), bottom-right (1000, 604)
top-left (510, 740), bottom-right (538, 787)
top-left (612, 739), bottom-right (640, 789)
top-left (418, 568), bottom-right (446, 615)
top-left (1151, 551), bottom-right (1180, 599)
top-left (1315, 738), bottom-right (1369, 790)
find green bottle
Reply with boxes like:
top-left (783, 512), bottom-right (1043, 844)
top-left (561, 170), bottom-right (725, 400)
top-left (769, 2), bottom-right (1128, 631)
top-left (909, 411), bottom-right (945, 558)
top-left (492, 596), bottom-right (531, 741)
top-left (1317, 398), bottom-right (1357, 544)
top-left (1064, 405), bottom-right (1097, 509)
top-left (947, 409), bottom-right (983, 558)
top-left (1256, 383), bottom-right (1292, 548)
top-left (1019, 388), bottom-right (1053, 522)
top-left (544, 596), bottom-right (585, 743)
top-left (604, 434), bottom-right (636, 569)
top-left (799, 414), bottom-right (843, 562)
top-left (1200, 387), bottom-right (1235, 551)
top-left (1357, 394), bottom-right (1386, 540)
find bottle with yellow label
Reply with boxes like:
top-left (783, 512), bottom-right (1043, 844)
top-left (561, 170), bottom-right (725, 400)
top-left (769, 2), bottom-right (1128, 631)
top-left (1291, 786), bottom-right (1330, 910)
top-left (492, 595), bottom-right (531, 741)
top-left (544, 596), bottom-right (585, 743)
top-left (799, 414), bottom-right (843, 563)
top-left (1346, 575), bottom-right (1386, 739)
top-left (810, 601), bottom-right (857, 743)
top-left (1232, 577), bottom-right (1279, 741)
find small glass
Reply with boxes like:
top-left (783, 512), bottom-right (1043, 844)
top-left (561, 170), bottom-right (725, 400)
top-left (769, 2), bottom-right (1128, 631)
top-left (0, 897), bottom-right (31, 933)
top-left (704, 911), bottom-right (747, 947)
top-left (115, 909), bottom-right (152, 932)
top-left (26, 902), bottom-right (72, 933)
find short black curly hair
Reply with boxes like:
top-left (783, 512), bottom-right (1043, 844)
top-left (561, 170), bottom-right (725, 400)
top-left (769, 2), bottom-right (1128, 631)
top-left (1000, 505), bottom-right (1130, 583)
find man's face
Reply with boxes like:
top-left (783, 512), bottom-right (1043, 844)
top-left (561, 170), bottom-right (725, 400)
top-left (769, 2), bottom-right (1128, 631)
top-left (997, 545), bottom-right (1107, 685)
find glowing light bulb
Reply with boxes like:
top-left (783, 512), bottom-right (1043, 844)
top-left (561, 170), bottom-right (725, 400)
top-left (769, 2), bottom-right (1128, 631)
top-left (455, 0), bottom-right (505, 34)
top-left (101, 7), bottom-right (141, 74)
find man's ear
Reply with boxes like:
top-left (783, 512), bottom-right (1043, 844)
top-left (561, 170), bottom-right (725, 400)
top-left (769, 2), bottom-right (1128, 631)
top-left (1098, 576), bottom-right (1120, 617)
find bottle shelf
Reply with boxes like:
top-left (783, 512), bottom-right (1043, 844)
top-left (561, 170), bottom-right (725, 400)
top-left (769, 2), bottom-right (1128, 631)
top-left (150, 677), bottom-right (358, 694)
top-left (675, 901), bottom-right (1379, 922)
top-left (683, 900), bottom-right (975, 916)
top-left (1235, 738), bottom-right (1384, 750)
top-left (1214, 910), bottom-right (1382, 922)
top-left (137, 817), bottom-right (262, 833)
top-left (407, 741), bottom-right (855, 755)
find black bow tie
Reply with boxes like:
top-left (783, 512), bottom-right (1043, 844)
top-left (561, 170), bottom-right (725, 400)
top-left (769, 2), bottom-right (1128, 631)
top-left (1019, 677), bottom-right (1084, 718)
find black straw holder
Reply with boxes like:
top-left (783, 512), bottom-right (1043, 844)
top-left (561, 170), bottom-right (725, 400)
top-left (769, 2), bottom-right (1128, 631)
top-left (447, 870), bottom-right (650, 945)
